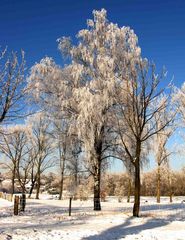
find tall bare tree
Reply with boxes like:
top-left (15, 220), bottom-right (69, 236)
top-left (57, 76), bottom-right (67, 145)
top-left (27, 113), bottom-right (55, 199)
top-left (0, 125), bottom-right (29, 194)
top-left (113, 61), bottom-right (174, 216)
top-left (0, 48), bottom-right (26, 124)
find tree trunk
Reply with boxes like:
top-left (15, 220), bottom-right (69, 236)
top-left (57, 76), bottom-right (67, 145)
top-left (94, 159), bottom-right (101, 211)
top-left (58, 143), bottom-right (65, 200)
top-left (74, 156), bottom-right (78, 188)
top-left (12, 165), bottom-right (16, 194)
top-left (59, 172), bottom-right (64, 200)
top-left (133, 141), bottom-right (141, 217)
top-left (167, 167), bottom-right (173, 203)
top-left (29, 173), bottom-right (37, 198)
top-left (20, 193), bottom-right (26, 211)
top-left (29, 164), bottom-right (37, 198)
top-left (29, 181), bottom-right (35, 198)
top-left (19, 180), bottom-right (26, 196)
top-left (93, 125), bottom-right (104, 211)
top-left (127, 177), bottom-right (131, 203)
top-left (36, 168), bottom-right (41, 199)
top-left (73, 156), bottom-right (79, 200)
top-left (157, 164), bottom-right (161, 203)
top-left (170, 193), bottom-right (173, 203)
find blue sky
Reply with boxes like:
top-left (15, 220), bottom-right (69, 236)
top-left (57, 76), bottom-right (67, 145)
top-left (1, 0), bottom-right (185, 171)
top-left (1, 0), bottom-right (185, 88)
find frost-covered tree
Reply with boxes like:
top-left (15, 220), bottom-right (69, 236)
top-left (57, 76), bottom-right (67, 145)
top-left (53, 119), bottom-right (69, 200)
top-left (66, 137), bottom-right (82, 189)
top-left (28, 9), bottom-right (141, 210)
top-left (153, 115), bottom-right (174, 203)
top-left (28, 59), bottom-right (81, 199)
top-left (58, 9), bottom-right (141, 211)
top-left (50, 118), bottom-right (81, 200)
top-left (27, 56), bottom-right (79, 199)
top-left (173, 82), bottom-right (185, 123)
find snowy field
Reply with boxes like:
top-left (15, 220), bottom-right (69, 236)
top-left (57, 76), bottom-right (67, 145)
top-left (1, 195), bottom-right (185, 240)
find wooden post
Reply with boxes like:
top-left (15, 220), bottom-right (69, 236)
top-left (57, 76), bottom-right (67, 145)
top-left (69, 197), bottom-right (72, 216)
top-left (170, 193), bottom-right (173, 203)
top-left (14, 196), bottom-right (19, 215)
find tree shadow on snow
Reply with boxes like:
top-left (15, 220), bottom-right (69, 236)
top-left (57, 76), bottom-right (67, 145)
top-left (82, 207), bottom-right (185, 240)
top-left (1, 200), bottom-right (185, 237)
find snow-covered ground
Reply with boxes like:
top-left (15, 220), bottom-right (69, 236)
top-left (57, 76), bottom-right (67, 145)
top-left (1, 195), bottom-right (185, 240)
